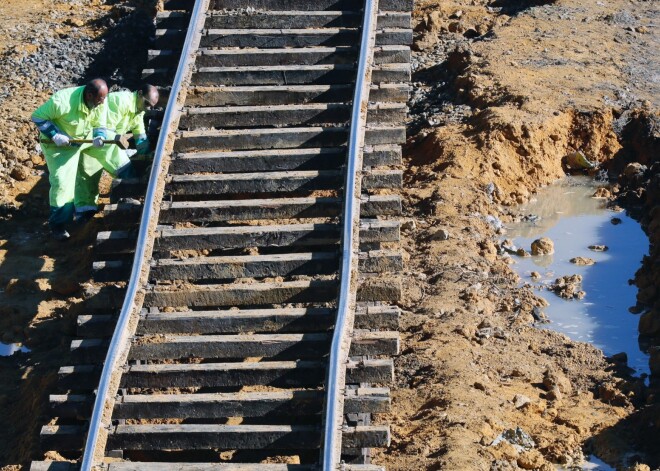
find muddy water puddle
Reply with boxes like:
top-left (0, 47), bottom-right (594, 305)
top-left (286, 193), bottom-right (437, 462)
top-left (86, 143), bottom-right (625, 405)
top-left (507, 176), bottom-right (650, 375)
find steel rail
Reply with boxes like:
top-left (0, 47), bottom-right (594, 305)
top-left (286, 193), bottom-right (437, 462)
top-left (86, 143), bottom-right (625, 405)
top-left (79, 1), bottom-right (208, 469)
top-left (322, 0), bottom-right (379, 469)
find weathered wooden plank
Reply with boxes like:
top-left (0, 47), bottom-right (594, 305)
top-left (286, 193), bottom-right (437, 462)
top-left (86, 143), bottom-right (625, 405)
top-left (146, 250), bottom-right (400, 281)
top-left (163, 170), bottom-right (400, 196)
top-left (184, 83), bottom-right (409, 106)
top-left (167, 171), bottom-right (342, 195)
top-left (190, 64), bottom-right (409, 86)
top-left (82, 275), bottom-right (400, 310)
top-left (195, 0), bottom-right (408, 9)
top-left (109, 463), bottom-right (316, 470)
top-left (192, 45), bottom-right (409, 67)
top-left (122, 359), bottom-right (393, 388)
top-left (128, 333), bottom-right (329, 360)
top-left (77, 313), bottom-right (115, 337)
top-left (144, 279), bottom-right (337, 308)
top-left (51, 388), bottom-right (389, 419)
top-left (106, 464), bottom-right (382, 471)
top-left (106, 424), bottom-right (388, 450)
top-left (57, 359), bottom-right (393, 391)
top-left (179, 103), bottom-right (405, 129)
top-left (359, 249), bottom-right (403, 274)
top-left (170, 145), bottom-right (401, 174)
top-left (158, 195), bottom-right (402, 223)
top-left (96, 219), bottom-right (399, 254)
top-left (150, 252), bottom-right (338, 281)
top-left (203, 11), bottom-right (410, 29)
top-left (125, 330), bottom-right (398, 360)
top-left (163, 0), bottom-right (413, 13)
top-left (76, 305), bottom-right (399, 338)
top-left (173, 126), bottom-right (406, 153)
top-left (40, 425), bottom-right (82, 451)
top-left (191, 28), bottom-right (411, 49)
top-left (29, 462), bottom-right (74, 471)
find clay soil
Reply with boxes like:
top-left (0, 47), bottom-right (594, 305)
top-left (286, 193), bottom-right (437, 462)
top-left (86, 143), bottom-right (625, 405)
top-left (0, 0), bottom-right (659, 470)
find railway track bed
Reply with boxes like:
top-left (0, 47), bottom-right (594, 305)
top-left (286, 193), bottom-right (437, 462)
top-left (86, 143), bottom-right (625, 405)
top-left (32, 0), bottom-right (411, 469)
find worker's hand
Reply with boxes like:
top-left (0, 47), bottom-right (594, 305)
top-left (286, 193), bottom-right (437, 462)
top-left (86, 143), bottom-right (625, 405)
top-left (51, 133), bottom-right (70, 147)
top-left (135, 137), bottom-right (150, 155)
top-left (92, 136), bottom-right (105, 148)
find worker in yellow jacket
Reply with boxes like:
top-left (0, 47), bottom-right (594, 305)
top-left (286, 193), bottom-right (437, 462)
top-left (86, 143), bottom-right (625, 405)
top-left (31, 78), bottom-right (109, 240)
top-left (75, 84), bottom-right (160, 221)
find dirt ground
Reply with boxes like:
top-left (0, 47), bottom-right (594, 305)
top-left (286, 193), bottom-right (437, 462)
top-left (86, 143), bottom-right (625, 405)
top-left (0, 0), bottom-right (659, 470)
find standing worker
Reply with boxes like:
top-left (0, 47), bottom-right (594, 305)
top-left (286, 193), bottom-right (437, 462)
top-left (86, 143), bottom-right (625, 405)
top-left (32, 78), bottom-right (110, 241)
top-left (75, 83), bottom-right (160, 222)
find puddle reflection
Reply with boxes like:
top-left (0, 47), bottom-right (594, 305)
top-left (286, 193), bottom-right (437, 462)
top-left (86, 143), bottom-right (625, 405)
top-left (507, 176), bottom-right (650, 375)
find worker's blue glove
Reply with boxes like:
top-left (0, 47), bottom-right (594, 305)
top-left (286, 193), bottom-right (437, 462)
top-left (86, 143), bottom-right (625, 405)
top-left (135, 135), bottom-right (150, 155)
top-left (52, 133), bottom-right (70, 147)
top-left (92, 136), bottom-right (104, 148)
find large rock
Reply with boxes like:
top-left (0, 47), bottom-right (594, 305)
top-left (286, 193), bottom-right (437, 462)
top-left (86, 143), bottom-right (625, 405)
top-left (542, 368), bottom-right (572, 395)
top-left (531, 237), bottom-right (554, 255)
top-left (649, 347), bottom-right (660, 376)
top-left (639, 310), bottom-right (660, 336)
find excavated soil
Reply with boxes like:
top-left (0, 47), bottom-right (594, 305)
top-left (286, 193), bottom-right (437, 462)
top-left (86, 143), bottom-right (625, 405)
top-left (0, 0), bottom-right (658, 470)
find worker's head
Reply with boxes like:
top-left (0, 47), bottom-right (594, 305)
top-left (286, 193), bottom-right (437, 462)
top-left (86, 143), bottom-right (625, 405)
top-left (137, 84), bottom-right (159, 112)
top-left (83, 78), bottom-right (108, 110)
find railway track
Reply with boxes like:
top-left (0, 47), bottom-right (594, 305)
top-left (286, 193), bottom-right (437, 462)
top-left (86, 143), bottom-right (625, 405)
top-left (32, 0), bottom-right (411, 469)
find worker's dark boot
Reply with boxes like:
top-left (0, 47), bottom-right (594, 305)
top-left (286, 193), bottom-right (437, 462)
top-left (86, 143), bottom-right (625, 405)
top-left (75, 210), bottom-right (97, 224)
top-left (50, 225), bottom-right (70, 241)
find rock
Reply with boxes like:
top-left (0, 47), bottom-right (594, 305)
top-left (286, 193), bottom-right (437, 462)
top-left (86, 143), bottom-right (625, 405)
top-left (65, 18), bottom-right (86, 27)
top-left (543, 368), bottom-right (572, 395)
top-left (517, 450), bottom-right (545, 470)
top-left (598, 382), bottom-right (628, 406)
top-left (401, 219), bottom-right (416, 231)
top-left (491, 427), bottom-right (535, 451)
top-left (478, 319), bottom-right (493, 329)
top-left (550, 274), bottom-right (585, 299)
top-left (639, 310), bottom-right (660, 336)
top-left (450, 10), bottom-right (463, 19)
top-left (530, 271), bottom-right (541, 280)
top-left (516, 248), bottom-right (531, 257)
top-left (649, 346), bottom-right (660, 376)
top-left (592, 187), bottom-right (612, 198)
top-left (546, 386), bottom-right (563, 402)
top-left (608, 352), bottom-right (628, 364)
top-left (510, 368), bottom-right (527, 378)
top-left (589, 244), bottom-right (608, 252)
top-left (623, 162), bottom-right (647, 181)
top-left (430, 228), bottom-right (450, 241)
top-left (513, 394), bottom-right (531, 409)
top-left (50, 278), bottom-right (81, 296)
top-left (474, 381), bottom-right (487, 391)
top-left (454, 325), bottom-right (474, 339)
top-left (10, 165), bottom-right (29, 181)
top-left (569, 257), bottom-right (595, 266)
top-left (611, 217), bottom-right (622, 225)
top-left (531, 237), bottom-right (554, 255)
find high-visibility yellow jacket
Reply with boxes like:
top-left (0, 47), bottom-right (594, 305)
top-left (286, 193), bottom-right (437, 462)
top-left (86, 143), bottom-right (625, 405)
top-left (105, 90), bottom-right (146, 138)
top-left (32, 86), bottom-right (106, 140)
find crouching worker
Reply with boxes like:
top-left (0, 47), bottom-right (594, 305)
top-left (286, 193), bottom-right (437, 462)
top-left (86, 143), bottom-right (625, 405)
top-left (32, 78), bottom-right (109, 241)
top-left (75, 84), bottom-right (160, 222)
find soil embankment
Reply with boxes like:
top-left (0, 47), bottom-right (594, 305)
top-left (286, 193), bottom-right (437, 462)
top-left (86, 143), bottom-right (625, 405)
top-left (0, 0), bottom-right (658, 469)
top-left (374, 0), bottom-right (659, 469)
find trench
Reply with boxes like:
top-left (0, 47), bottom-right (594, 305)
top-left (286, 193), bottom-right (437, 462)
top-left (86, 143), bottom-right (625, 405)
top-left (507, 176), bottom-right (650, 376)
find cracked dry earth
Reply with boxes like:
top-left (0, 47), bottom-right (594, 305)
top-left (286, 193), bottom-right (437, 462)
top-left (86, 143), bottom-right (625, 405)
top-left (0, 0), bottom-right (659, 470)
